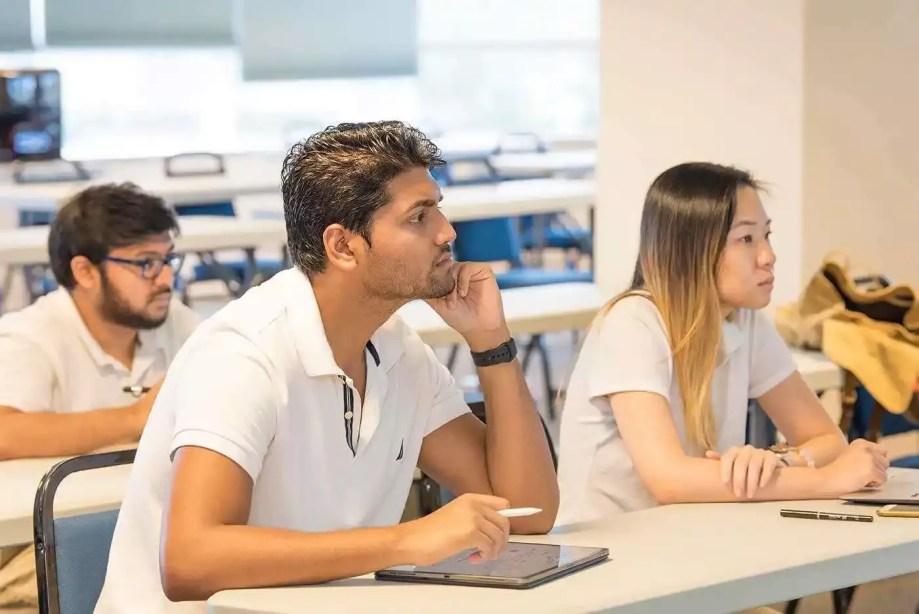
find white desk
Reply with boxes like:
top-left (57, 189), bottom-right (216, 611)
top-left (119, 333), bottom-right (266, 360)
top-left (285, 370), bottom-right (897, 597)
top-left (0, 154), bottom-right (282, 211)
top-left (399, 283), bottom-right (842, 394)
top-left (0, 179), bottom-right (595, 267)
top-left (0, 216), bottom-right (287, 266)
top-left (238, 178), bottom-right (595, 222)
top-left (208, 471), bottom-right (919, 613)
top-left (489, 150), bottom-right (597, 179)
top-left (0, 457), bottom-right (132, 548)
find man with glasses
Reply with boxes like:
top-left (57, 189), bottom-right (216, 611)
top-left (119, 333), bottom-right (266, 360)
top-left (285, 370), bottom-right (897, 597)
top-left (0, 182), bottom-right (198, 461)
top-left (0, 183), bottom-right (199, 609)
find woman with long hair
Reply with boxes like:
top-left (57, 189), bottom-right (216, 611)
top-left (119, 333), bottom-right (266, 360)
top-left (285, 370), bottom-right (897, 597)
top-left (557, 162), bottom-right (889, 523)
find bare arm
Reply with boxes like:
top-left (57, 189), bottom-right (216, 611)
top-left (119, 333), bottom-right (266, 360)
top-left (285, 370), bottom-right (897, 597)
top-left (0, 380), bottom-right (161, 460)
top-left (757, 371), bottom-right (847, 466)
top-left (609, 390), bottom-right (886, 504)
top-left (161, 446), bottom-right (509, 602)
top-left (418, 335), bottom-right (558, 534)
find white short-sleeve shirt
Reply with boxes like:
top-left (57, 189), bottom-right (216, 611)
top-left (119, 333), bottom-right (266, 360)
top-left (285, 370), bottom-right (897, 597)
top-left (556, 295), bottom-right (796, 522)
top-left (0, 288), bottom-right (198, 414)
top-left (96, 268), bottom-right (471, 614)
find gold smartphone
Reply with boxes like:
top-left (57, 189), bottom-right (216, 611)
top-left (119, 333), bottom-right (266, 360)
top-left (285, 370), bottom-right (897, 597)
top-left (877, 504), bottom-right (919, 518)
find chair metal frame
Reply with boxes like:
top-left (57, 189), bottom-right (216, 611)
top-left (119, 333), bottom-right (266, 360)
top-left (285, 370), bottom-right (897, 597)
top-left (33, 448), bottom-right (136, 614)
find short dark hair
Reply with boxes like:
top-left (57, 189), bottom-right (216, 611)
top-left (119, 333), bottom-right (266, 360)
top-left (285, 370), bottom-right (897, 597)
top-left (281, 120), bottom-right (445, 275)
top-left (48, 183), bottom-right (179, 289)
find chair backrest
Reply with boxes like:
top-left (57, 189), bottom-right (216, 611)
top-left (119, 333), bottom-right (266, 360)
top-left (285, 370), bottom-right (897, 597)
top-left (452, 218), bottom-right (525, 267)
top-left (33, 449), bottom-right (136, 614)
top-left (173, 200), bottom-right (235, 217)
top-left (18, 208), bottom-right (56, 227)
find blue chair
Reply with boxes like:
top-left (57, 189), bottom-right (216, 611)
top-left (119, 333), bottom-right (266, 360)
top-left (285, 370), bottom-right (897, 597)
top-left (16, 208), bottom-right (59, 300)
top-left (452, 217), bottom-right (593, 290)
top-left (33, 449), bottom-right (136, 614)
top-left (849, 383), bottom-right (919, 468)
top-left (452, 217), bottom-right (592, 419)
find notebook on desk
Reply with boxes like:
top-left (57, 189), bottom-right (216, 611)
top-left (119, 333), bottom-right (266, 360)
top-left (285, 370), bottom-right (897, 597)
top-left (841, 470), bottom-right (919, 505)
top-left (375, 542), bottom-right (609, 589)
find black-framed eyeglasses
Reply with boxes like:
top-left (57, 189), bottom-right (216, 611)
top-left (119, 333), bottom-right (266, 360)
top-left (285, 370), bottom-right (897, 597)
top-left (102, 252), bottom-right (185, 280)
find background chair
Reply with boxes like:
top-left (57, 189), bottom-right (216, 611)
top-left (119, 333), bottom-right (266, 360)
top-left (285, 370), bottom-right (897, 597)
top-left (33, 449), bottom-right (136, 614)
top-left (15, 207), bottom-right (58, 301)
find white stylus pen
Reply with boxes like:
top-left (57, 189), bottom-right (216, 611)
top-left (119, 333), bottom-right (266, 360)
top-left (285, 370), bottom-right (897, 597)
top-left (498, 507), bottom-right (543, 518)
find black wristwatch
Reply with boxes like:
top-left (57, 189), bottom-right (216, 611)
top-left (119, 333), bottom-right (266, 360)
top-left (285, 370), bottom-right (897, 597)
top-left (470, 338), bottom-right (517, 367)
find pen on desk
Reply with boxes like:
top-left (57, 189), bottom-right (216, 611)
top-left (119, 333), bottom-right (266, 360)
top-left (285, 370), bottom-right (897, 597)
top-left (123, 385), bottom-right (152, 398)
top-left (780, 508), bottom-right (874, 523)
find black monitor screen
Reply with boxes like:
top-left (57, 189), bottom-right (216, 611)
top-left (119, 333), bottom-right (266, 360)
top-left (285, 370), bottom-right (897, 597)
top-left (0, 69), bottom-right (62, 163)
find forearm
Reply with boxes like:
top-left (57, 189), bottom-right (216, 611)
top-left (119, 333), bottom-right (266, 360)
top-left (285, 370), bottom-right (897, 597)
top-left (0, 406), bottom-right (138, 460)
top-left (645, 457), bottom-right (834, 504)
top-left (471, 333), bottom-right (559, 532)
top-left (161, 523), bottom-right (408, 602)
top-left (792, 430), bottom-right (847, 468)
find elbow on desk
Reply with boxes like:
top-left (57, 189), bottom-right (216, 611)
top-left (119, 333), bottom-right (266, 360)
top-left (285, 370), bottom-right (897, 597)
top-left (640, 472), bottom-right (686, 506)
top-left (160, 542), bottom-right (214, 603)
top-left (511, 510), bottom-right (557, 535)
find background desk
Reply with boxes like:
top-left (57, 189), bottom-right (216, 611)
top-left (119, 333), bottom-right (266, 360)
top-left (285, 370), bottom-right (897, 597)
top-left (398, 283), bottom-right (841, 394)
top-left (209, 472), bottom-right (919, 613)
top-left (0, 179), bottom-right (595, 267)
top-left (0, 456), bottom-right (132, 548)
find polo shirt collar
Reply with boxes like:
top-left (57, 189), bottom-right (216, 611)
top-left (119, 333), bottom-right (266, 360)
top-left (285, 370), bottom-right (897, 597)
top-left (718, 314), bottom-right (744, 366)
top-left (282, 269), bottom-right (405, 379)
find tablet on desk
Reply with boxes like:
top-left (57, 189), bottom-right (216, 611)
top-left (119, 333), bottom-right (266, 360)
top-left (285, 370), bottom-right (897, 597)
top-left (375, 542), bottom-right (609, 589)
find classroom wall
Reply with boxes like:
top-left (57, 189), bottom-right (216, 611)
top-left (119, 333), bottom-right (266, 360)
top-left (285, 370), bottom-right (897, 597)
top-left (595, 0), bottom-right (805, 305)
top-left (802, 0), bottom-right (919, 287)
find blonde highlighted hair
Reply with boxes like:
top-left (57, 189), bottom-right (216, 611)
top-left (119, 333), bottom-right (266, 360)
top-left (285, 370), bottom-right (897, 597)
top-left (600, 162), bottom-right (762, 453)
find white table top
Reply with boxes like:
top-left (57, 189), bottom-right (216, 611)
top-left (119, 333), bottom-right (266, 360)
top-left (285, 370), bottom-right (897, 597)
top-left (0, 179), bottom-right (595, 266)
top-left (0, 146), bottom-right (596, 210)
top-left (0, 456), bottom-right (133, 548)
top-left (209, 471), bottom-right (919, 613)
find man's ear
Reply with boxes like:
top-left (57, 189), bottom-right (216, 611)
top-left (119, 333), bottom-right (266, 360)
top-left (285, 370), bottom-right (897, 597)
top-left (70, 256), bottom-right (100, 290)
top-left (322, 224), bottom-right (366, 272)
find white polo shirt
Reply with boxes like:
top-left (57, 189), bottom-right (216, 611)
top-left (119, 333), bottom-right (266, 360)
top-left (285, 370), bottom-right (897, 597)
top-left (96, 268), bottom-right (471, 614)
top-left (0, 288), bottom-right (198, 414)
top-left (556, 295), bottom-right (796, 523)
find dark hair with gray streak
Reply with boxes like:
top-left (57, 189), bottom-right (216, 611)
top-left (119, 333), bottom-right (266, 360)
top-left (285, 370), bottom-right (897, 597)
top-left (281, 121), bottom-right (445, 275)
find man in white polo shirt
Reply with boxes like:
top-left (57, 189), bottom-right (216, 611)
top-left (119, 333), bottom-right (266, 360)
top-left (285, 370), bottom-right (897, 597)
top-left (0, 183), bottom-right (198, 460)
top-left (97, 121), bottom-right (559, 612)
top-left (0, 183), bottom-right (198, 608)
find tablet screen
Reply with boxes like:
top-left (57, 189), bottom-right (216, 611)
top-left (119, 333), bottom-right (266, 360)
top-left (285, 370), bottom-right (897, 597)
top-left (408, 543), bottom-right (606, 580)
